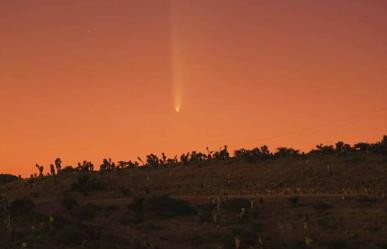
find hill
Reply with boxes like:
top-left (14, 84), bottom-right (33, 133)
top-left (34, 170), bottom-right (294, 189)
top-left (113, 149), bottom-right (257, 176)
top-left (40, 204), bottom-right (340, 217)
top-left (0, 138), bottom-right (386, 249)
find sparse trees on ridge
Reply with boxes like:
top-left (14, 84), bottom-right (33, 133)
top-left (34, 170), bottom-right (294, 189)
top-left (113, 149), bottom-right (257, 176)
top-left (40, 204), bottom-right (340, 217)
top-left (25, 136), bottom-right (387, 179)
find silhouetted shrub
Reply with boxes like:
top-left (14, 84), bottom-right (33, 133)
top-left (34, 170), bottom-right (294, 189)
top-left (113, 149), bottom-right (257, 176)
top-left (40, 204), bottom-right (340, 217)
top-left (335, 141), bottom-right (352, 154)
top-left (311, 144), bottom-right (335, 155)
top-left (354, 142), bottom-right (371, 152)
top-left (234, 146), bottom-right (271, 163)
top-left (223, 198), bottom-right (250, 213)
top-left (275, 147), bottom-right (300, 157)
top-left (373, 135), bottom-right (387, 155)
top-left (70, 172), bottom-right (104, 195)
top-left (10, 198), bottom-right (35, 216)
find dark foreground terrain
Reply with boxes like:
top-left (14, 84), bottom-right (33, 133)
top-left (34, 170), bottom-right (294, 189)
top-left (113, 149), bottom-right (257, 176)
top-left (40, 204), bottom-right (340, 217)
top-left (1, 140), bottom-right (387, 249)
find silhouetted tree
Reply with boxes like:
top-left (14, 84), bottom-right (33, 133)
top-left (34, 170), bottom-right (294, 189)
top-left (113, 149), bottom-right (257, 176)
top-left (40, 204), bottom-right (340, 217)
top-left (369, 135), bottom-right (387, 155)
top-left (354, 142), bottom-right (371, 152)
top-left (50, 164), bottom-right (56, 176)
top-left (35, 164), bottom-right (44, 177)
top-left (335, 141), bottom-right (352, 154)
top-left (260, 145), bottom-right (271, 159)
top-left (234, 147), bottom-right (270, 163)
top-left (76, 161), bottom-right (94, 171)
top-left (312, 144), bottom-right (335, 155)
top-left (127, 160), bottom-right (138, 168)
top-left (161, 153), bottom-right (167, 165)
top-left (275, 147), bottom-right (300, 157)
top-left (137, 157), bottom-right (145, 166)
top-left (180, 153), bottom-right (189, 165)
top-left (55, 158), bottom-right (62, 175)
top-left (214, 145), bottom-right (230, 160)
top-left (380, 135), bottom-right (387, 155)
top-left (100, 158), bottom-right (114, 172)
top-left (146, 154), bottom-right (160, 167)
top-left (117, 161), bottom-right (128, 169)
top-left (206, 147), bottom-right (213, 160)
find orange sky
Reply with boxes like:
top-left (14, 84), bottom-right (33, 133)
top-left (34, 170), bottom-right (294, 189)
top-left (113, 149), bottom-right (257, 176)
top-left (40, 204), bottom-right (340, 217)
top-left (1, 0), bottom-right (386, 176)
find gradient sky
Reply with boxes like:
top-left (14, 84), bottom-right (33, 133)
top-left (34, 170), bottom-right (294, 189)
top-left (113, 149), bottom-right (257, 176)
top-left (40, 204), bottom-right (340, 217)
top-left (1, 0), bottom-right (386, 176)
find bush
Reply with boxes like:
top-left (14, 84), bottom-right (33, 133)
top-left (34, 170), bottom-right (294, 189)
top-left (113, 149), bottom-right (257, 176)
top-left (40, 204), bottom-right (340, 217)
top-left (0, 196), bottom-right (9, 217)
top-left (127, 195), bottom-right (196, 219)
top-left (327, 239), bottom-right (348, 249)
top-left (196, 204), bottom-right (213, 223)
top-left (30, 191), bottom-right (40, 198)
top-left (370, 244), bottom-right (387, 249)
top-left (103, 204), bottom-right (119, 218)
top-left (356, 197), bottom-right (378, 205)
top-left (128, 196), bottom-right (145, 213)
top-left (10, 198), bottom-right (35, 216)
top-left (61, 197), bottom-right (79, 211)
top-left (314, 202), bottom-right (333, 214)
top-left (144, 196), bottom-right (196, 218)
top-left (223, 198), bottom-right (250, 213)
top-left (221, 222), bottom-right (264, 249)
top-left (317, 217), bottom-right (338, 230)
top-left (120, 211), bottom-right (144, 225)
top-left (121, 188), bottom-right (131, 196)
top-left (122, 197), bottom-right (146, 224)
top-left (104, 204), bottom-right (119, 213)
top-left (70, 173), bottom-right (104, 195)
top-left (74, 203), bottom-right (101, 220)
top-left (50, 214), bottom-right (69, 229)
top-left (288, 196), bottom-right (299, 207)
top-left (55, 225), bottom-right (83, 245)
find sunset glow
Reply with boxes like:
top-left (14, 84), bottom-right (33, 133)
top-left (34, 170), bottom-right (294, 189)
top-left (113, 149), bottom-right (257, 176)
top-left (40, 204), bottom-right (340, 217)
top-left (0, 1), bottom-right (386, 176)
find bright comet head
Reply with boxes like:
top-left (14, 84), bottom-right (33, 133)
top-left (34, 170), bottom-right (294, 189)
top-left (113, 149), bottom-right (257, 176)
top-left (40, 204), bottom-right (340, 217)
top-left (175, 106), bottom-right (180, 113)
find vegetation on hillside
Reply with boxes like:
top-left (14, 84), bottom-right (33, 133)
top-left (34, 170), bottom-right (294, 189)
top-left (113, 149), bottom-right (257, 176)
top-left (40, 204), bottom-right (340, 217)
top-left (0, 136), bottom-right (386, 249)
top-left (16, 135), bottom-right (387, 178)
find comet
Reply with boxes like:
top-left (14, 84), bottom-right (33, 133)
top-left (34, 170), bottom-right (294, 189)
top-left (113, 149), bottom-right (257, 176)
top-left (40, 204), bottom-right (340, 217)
top-left (170, 0), bottom-right (183, 113)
